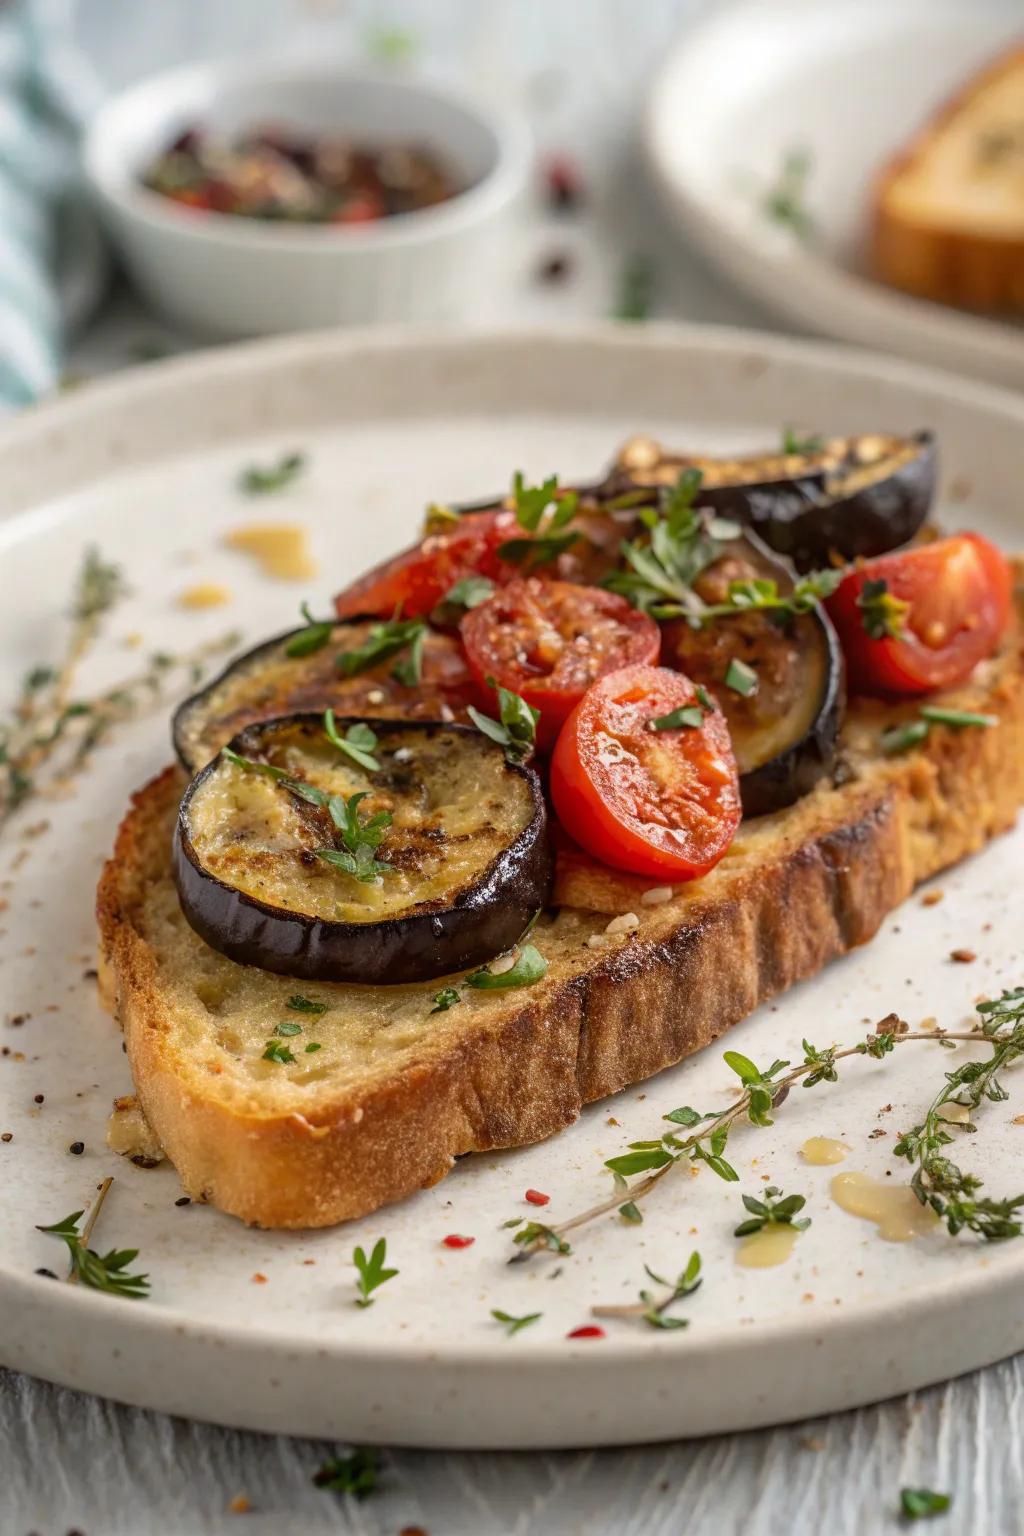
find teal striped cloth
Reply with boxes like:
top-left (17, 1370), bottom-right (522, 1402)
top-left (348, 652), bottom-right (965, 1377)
top-left (0, 0), bottom-right (103, 407)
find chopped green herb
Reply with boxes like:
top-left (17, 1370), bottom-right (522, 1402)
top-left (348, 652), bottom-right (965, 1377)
top-left (695, 684), bottom-right (717, 712)
top-left (238, 450), bottom-right (305, 495)
top-left (221, 746), bottom-right (329, 806)
top-left (604, 469), bottom-right (731, 617)
top-left (74, 547), bottom-right (127, 622)
top-left (649, 703), bottom-right (704, 731)
top-left (288, 995), bottom-right (328, 1015)
top-left (920, 705), bottom-right (997, 730)
top-left (614, 254), bottom-right (656, 321)
top-left (313, 1446), bottom-right (380, 1498)
top-left (637, 1251), bottom-right (702, 1329)
top-left (335, 618), bottom-right (426, 685)
top-left (497, 473), bottom-right (581, 570)
top-left (285, 601), bottom-right (333, 658)
top-left (24, 665), bottom-right (56, 692)
top-left (781, 427), bottom-right (825, 455)
top-left (432, 574), bottom-right (496, 625)
top-left (468, 681), bottom-right (539, 763)
top-left (491, 1308), bottom-right (542, 1336)
top-left (695, 568), bottom-right (842, 625)
top-left (511, 1222), bottom-right (571, 1257)
top-left (352, 1237), bottom-right (397, 1306)
top-left (724, 657), bottom-right (758, 697)
top-left (276, 1021), bottom-right (303, 1037)
top-left (880, 720), bottom-right (930, 755)
top-left (263, 1039), bottom-right (296, 1064)
top-left (36, 1206), bottom-right (149, 1299)
top-left (760, 147), bottom-right (815, 241)
top-left (900, 1487), bottom-right (951, 1521)
top-left (465, 944), bottom-right (548, 991)
top-left (618, 1201), bottom-right (643, 1224)
top-left (733, 1184), bottom-right (811, 1237)
top-left (858, 577), bottom-right (909, 641)
top-left (323, 710), bottom-right (380, 772)
top-left (304, 1042), bottom-right (323, 1053)
top-left (430, 986), bottom-right (462, 1014)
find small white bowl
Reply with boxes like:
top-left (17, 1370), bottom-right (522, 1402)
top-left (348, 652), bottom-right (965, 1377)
top-left (83, 60), bottom-right (530, 338)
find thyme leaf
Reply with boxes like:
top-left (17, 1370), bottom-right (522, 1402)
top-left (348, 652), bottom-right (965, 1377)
top-left (238, 450), bottom-right (305, 494)
top-left (352, 1237), bottom-right (398, 1307)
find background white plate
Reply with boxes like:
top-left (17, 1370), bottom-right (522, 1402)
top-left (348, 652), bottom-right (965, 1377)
top-left (2, 325), bottom-right (1024, 1449)
top-left (645, 0), bottom-right (1024, 388)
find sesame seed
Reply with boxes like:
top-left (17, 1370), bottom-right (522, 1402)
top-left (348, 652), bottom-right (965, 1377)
top-left (605, 912), bottom-right (640, 935)
top-left (641, 886), bottom-right (673, 906)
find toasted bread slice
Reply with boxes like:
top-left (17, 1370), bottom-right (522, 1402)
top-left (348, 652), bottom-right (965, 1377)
top-left (872, 47), bottom-right (1024, 310)
top-left (97, 590), bottom-right (1024, 1228)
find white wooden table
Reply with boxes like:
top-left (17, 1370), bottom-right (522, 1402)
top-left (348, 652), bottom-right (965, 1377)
top-left (3, 3), bottom-right (1021, 1531)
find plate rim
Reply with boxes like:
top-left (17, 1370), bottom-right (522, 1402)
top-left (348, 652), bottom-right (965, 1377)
top-left (4, 319), bottom-right (1024, 1444)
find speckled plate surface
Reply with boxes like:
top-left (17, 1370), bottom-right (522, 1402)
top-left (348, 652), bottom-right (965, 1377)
top-left (1, 325), bottom-right (1024, 1449)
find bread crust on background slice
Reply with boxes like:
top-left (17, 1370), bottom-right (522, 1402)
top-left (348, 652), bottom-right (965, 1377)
top-left (97, 600), bottom-right (1024, 1229)
top-left (871, 46), bottom-right (1024, 311)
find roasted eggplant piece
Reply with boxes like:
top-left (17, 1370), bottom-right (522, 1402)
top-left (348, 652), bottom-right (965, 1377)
top-left (607, 432), bottom-right (936, 571)
top-left (173, 715), bottom-right (553, 985)
top-left (173, 621), bottom-right (476, 773)
top-left (661, 533), bottom-right (845, 817)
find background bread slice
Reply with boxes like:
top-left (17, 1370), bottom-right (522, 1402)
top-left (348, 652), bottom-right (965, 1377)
top-left (97, 598), bottom-right (1024, 1228)
top-left (871, 46), bottom-right (1024, 310)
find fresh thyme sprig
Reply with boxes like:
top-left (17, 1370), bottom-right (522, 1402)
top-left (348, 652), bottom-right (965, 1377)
top-left (491, 1308), bottom-right (542, 1337)
top-left (36, 1177), bottom-right (149, 1298)
top-left (317, 790), bottom-right (393, 882)
top-left (1, 551), bottom-right (237, 828)
top-left (692, 567), bottom-right (843, 625)
top-left (894, 988), bottom-right (1024, 1240)
top-left (238, 450), bottom-right (305, 495)
top-left (603, 468), bottom-right (738, 617)
top-left (510, 1009), bottom-right (1013, 1262)
top-left (352, 1237), bottom-right (398, 1307)
top-left (593, 1251), bottom-right (702, 1330)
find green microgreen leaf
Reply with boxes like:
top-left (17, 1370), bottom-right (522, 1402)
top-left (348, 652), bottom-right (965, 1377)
top-left (618, 1201), bottom-right (644, 1224)
top-left (733, 1184), bottom-right (811, 1237)
top-left (430, 986), bottom-right (462, 1014)
top-left (352, 1237), bottom-right (398, 1307)
top-left (285, 602), bottom-right (333, 657)
top-left (431, 575), bottom-right (496, 625)
top-left (724, 657), bottom-right (759, 697)
top-left (649, 704), bottom-right (704, 731)
top-left (323, 710), bottom-right (380, 772)
top-left (238, 450), bottom-right (305, 495)
top-left (276, 1021), bottom-right (303, 1037)
top-left (305, 1042), bottom-right (322, 1053)
top-left (781, 427), bottom-right (825, 455)
top-left (335, 618), bottom-right (426, 685)
top-left (511, 1222), bottom-right (571, 1257)
top-left (467, 680), bottom-right (539, 763)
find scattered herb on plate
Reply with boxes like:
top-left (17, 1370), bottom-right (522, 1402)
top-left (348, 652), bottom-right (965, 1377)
top-left (900, 1487), bottom-right (951, 1521)
top-left (733, 1185), bottom-right (810, 1237)
top-left (352, 1237), bottom-right (398, 1306)
top-left (36, 1178), bottom-right (149, 1299)
top-left (313, 1446), bottom-right (381, 1498)
top-left (595, 1252), bottom-right (703, 1331)
top-left (491, 1308), bottom-right (542, 1337)
top-left (238, 450), bottom-right (305, 495)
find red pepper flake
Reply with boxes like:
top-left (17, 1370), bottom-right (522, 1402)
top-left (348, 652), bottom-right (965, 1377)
top-left (525, 1188), bottom-right (550, 1206)
top-left (567, 1325), bottom-right (605, 1340)
top-left (543, 153), bottom-right (584, 211)
top-left (251, 1272), bottom-right (268, 1284)
top-left (442, 1233), bottom-right (475, 1249)
top-left (950, 948), bottom-right (977, 964)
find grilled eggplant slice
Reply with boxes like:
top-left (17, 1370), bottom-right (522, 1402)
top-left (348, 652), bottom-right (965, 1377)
top-left (661, 534), bottom-right (845, 817)
top-left (173, 621), bottom-right (475, 773)
top-left (173, 715), bottom-right (553, 985)
top-left (608, 432), bottom-right (936, 571)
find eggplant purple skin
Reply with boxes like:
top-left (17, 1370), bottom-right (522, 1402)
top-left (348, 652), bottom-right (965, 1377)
top-left (647, 433), bottom-right (937, 573)
top-left (172, 717), bottom-right (554, 987)
top-left (737, 604), bottom-right (846, 819)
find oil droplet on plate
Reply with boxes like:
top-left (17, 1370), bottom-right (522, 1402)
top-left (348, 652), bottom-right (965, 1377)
top-left (735, 1224), bottom-right (800, 1269)
top-left (831, 1171), bottom-right (939, 1241)
top-left (178, 583), bottom-right (232, 610)
top-left (800, 1136), bottom-right (850, 1166)
top-left (225, 524), bottom-right (316, 581)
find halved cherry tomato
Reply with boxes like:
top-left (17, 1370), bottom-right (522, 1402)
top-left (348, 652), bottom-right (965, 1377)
top-left (826, 533), bottom-right (1012, 697)
top-left (460, 579), bottom-right (661, 748)
top-left (549, 664), bottom-right (741, 880)
top-left (333, 509), bottom-right (519, 620)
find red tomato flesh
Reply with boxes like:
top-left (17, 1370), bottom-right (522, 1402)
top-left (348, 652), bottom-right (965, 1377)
top-left (333, 509), bottom-right (519, 620)
top-left (460, 579), bottom-right (661, 747)
top-left (549, 664), bottom-right (741, 880)
top-left (826, 534), bottom-right (1011, 697)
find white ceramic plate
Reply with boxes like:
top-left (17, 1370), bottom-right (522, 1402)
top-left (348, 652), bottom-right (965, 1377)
top-left (2, 325), bottom-right (1024, 1450)
top-left (645, 0), bottom-right (1024, 388)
